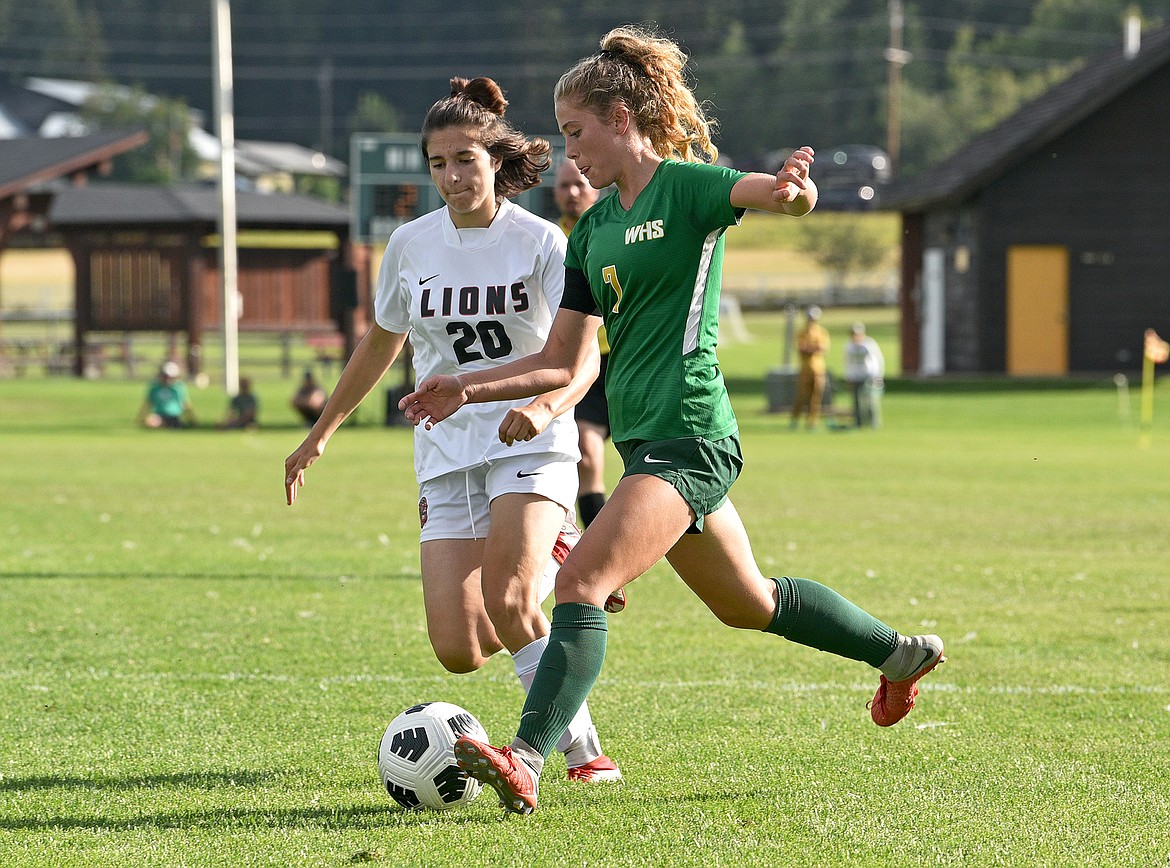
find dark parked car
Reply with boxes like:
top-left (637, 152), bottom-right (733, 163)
top-left (812, 145), bottom-right (891, 211)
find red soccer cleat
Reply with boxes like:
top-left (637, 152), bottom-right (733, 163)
top-left (566, 754), bottom-right (622, 782)
top-left (453, 736), bottom-right (540, 815)
top-left (868, 635), bottom-right (945, 726)
top-left (550, 520), bottom-right (579, 566)
top-left (552, 520), bottom-right (626, 614)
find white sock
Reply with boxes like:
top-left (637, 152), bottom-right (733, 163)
top-left (512, 635), bottom-right (601, 764)
top-left (879, 634), bottom-right (943, 681)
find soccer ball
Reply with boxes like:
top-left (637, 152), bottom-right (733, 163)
top-left (377, 701), bottom-right (488, 810)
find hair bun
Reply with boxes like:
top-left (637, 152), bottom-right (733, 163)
top-left (449, 76), bottom-right (508, 116)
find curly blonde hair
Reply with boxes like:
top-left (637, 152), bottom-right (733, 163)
top-left (553, 25), bottom-right (718, 164)
top-left (421, 76), bottom-right (551, 199)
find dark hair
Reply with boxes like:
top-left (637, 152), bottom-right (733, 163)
top-left (421, 77), bottom-right (551, 199)
top-left (554, 25), bottom-right (718, 164)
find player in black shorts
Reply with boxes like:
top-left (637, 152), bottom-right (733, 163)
top-left (555, 159), bottom-right (610, 529)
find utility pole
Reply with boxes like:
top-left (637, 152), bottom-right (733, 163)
top-left (318, 57), bottom-right (333, 155)
top-left (212, 0), bottom-right (239, 396)
top-left (884, 0), bottom-right (911, 172)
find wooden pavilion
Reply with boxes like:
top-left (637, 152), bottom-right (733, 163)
top-left (47, 183), bottom-right (369, 376)
top-left (0, 130), bottom-right (149, 372)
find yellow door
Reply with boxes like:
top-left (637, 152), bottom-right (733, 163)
top-left (1006, 245), bottom-right (1068, 374)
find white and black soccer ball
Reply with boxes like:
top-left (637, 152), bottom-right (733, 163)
top-left (377, 701), bottom-right (489, 810)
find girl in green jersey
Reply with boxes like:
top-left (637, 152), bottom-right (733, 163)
top-left (400, 25), bottom-right (945, 814)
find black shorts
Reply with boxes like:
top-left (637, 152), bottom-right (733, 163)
top-left (575, 352), bottom-right (609, 435)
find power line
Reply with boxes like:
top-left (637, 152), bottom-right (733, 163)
top-left (916, 15), bottom-right (1117, 47)
top-left (1, 8), bottom-right (1129, 56)
top-left (2, 3), bottom-right (1147, 154)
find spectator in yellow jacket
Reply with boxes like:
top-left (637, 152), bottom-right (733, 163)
top-left (791, 305), bottom-right (830, 429)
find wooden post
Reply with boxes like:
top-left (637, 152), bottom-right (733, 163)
top-left (123, 332), bottom-right (136, 379)
top-left (899, 212), bottom-right (924, 375)
top-left (70, 241), bottom-right (91, 378)
top-left (281, 331), bottom-right (292, 379)
top-left (187, 238), bottom-right (204, 376)
top-left (884, 0), bottom-right (910, 172)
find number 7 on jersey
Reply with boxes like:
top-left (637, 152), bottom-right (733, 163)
top-left (601, 265), bottom-right (624, 314)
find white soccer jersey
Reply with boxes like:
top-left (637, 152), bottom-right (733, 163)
top-left (375, 199), bottom-right (581, 483)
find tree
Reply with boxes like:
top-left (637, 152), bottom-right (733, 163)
top-left (694, 20), bottom-right (765, 164)
top-left (0, 0), bottom-right (106, 85)
top-left (10, 0), bottom-right (1170, 178)
top-left (347, 92), bottom-right (402, 138)
top-left (898, 26), bottom-right (1067, 175)
top-left (796, 215), bottom-right (891, 300)
top-left (79, 84), bottom-right (198, 183)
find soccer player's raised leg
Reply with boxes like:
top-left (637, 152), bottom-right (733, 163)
top-left (665, 500), bottom-right (944, 726)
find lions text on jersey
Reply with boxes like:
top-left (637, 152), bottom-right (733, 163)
top-left (375, 199), bottom-right (581, 483)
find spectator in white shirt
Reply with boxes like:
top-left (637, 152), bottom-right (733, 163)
top-left (843, 322), bottom-right (885, 428)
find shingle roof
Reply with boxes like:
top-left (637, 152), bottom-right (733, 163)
top-left (0, 82), bottom-right (74, 136)
top-left (237, 140), bottom-right (347, 177)
top-left (186, 129), bottom-right (347, 177)
top-left (47, 182), bottom-right (350, 230)
top-left (0, 129), bottom-right (149, 199)
top-left (880, 25), bottom-right (1170, 211)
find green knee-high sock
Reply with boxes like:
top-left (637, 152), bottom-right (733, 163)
top-left (516, 602), bottom-right (608, 761)
top-left (765, 576), bottom-right (897, 668)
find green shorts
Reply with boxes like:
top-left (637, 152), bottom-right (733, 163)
top-left (615, 434), bottom-right (744, 533)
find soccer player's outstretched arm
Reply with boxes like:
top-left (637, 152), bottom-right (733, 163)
top-left (399, 309), bottom-right (599, 431)
top-left (731, 146), bottom-right (817, 217)
top-left (497, 337), bottom-right (600, 446)
top-left (285, 324), bottom-right (407, 505)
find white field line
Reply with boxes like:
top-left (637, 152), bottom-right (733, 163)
top-left (2, 669), bottom-right (1169, 698)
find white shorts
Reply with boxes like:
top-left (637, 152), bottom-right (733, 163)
top-left (417, 452), bottom-right (578, 542)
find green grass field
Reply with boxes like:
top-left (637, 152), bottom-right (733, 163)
top-left (2, 314), bottom-right (1169, 866)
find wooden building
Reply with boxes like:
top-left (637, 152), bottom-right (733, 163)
top-left (881, 25), bottom-right (1170, 376)
top-left (1, 130), bottom-right (149, 374)
top-left (47, 183), bottom-right (368, 376)
top-left (0, 130), bottom-right (148, 247)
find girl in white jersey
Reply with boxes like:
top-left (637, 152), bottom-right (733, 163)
top-left (401, 29), bottom-right (945, 815)
top-left (284, 76), bottom-right (620, 783)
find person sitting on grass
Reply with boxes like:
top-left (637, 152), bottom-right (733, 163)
top-left (291, 370), bottom-right (328, 426)
top-left (138, 361), bottom-right (197, 429)
top-left (219, 376), bottom-right (259, 430)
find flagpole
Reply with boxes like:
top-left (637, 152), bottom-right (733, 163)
top-left (212, 0), bottom-right (239, 396)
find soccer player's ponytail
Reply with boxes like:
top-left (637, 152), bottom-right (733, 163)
top-left (555, 25), bottom-right (719, 165)
top-left (421, 77), bottom-right (551, 200)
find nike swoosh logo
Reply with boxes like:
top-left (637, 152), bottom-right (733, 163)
top-left (909, 646), bottom-right (936, 675)
top-left (419, 273), bottom-right (440, 285)
top-left (642, 455), bottom-right (672, 465)
top-left (516, 470), bottom-right (542, 478)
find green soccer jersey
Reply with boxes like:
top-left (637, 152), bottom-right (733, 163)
top-left (565, 159), bottom-right (746, 443)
